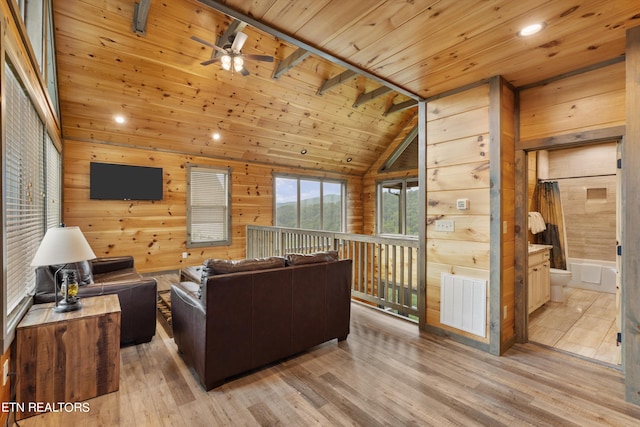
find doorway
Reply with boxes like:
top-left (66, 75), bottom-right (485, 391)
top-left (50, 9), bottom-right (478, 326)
top-left (522, 140), bottom-right (622, 366)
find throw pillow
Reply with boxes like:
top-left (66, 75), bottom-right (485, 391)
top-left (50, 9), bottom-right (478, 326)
top-left (285, 250), bottom-right (339, 266)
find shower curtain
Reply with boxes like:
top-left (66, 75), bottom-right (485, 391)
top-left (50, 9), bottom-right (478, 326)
top-left (531, 181), bottom-right (567, 269)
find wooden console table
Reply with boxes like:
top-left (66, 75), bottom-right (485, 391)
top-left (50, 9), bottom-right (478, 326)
top-left (16, 295), bottom-right (121, 420)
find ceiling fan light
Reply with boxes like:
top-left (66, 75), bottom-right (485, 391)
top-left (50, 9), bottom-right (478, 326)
top-left (233, 56), bottom-right (244, 72)
top-left (221, 54), bottom-right (231, 70)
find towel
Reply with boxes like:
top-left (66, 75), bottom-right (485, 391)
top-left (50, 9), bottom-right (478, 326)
top-left (528, 212), bottom-right (547, 234)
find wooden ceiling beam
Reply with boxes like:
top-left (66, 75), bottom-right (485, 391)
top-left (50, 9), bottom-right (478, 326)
top-left (384, 99), bottom-right (417, 116)
top-left (133, 0), bottom-right (151, 35)
top-left (317, 70), bottom-right (358, 95)
top-left (353, 86), bottom-right (393, 108)
top-left (217, 19), bottom-right (246, 49)
top-left (197, 0), bottom-right (420, 101)
top-left (272, 48), bottom-right (311, 79)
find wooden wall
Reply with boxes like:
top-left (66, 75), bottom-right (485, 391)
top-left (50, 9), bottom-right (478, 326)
top-left (425, 85), bottom-right (491, 344)
top-left (545, 143), bottom-right (617, 262)
top-left (499, 81), bottom-right (516, 347)
top-left (519, 61), bottom-right (625, 141)
top-left (63, 140), bottom-right (363, 272)
top-left (362, 84), bottom-right (511, 346)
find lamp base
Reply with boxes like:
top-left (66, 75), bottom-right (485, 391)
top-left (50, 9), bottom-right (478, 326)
top-left (54, 298), bottom-right (82, 313)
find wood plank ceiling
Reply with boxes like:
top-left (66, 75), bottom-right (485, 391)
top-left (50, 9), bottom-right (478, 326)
top-left (52, 0), bottom-right (640, 175)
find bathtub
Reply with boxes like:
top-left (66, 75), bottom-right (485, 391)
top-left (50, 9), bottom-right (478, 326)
top-left (567, 258), bottom-right (617, 294)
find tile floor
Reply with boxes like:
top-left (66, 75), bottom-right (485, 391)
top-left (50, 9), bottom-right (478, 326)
top-left (529, 288), bottom-right (621, 365)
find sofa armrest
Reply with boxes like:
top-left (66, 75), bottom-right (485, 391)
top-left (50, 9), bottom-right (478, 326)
top-left (171, 282), bottom-right (207, 384)
top-left (80, 277), bottom-right (157, 345)
top-left (91, 256), bottom-right (135, 274)
top-left (171, 282), bottom-right (205, 316)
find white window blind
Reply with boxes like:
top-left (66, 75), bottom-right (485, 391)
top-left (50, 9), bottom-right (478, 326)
top-left (187, 165), bottom-right (230, 247)
top-left (46, 134), bottom-right (61, 229)
top-left (4, 62), bottom-right (45, 314)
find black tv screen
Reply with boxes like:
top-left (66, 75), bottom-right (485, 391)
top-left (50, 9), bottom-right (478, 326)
top-left (90, 162), bottom-right (163, 200)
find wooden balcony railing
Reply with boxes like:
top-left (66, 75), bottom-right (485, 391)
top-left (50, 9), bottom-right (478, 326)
top-left (246, 225), bottom-right (420, 319)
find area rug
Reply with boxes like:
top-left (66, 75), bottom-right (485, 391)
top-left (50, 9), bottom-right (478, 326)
top-left (157, 289), bottom-right (172, 327)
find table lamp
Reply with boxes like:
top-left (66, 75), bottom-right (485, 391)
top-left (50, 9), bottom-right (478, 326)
top-left (31, 225), bottom-right (96, 312)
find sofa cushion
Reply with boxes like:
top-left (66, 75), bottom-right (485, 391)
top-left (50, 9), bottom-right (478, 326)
top-left (285, 251), bottom-right (339, 266)
top-left (202, 257), bottom-right (286, 276)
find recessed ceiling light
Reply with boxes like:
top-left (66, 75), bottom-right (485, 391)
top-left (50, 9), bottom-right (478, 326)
top-left (300, 149), bottom-right (307, 155)
top-left (212, 133), bottom-right (221, 140)
top-left (518, 22), bottom-right (545, 37)
top-left (114, 115), bottom-right (126, 124)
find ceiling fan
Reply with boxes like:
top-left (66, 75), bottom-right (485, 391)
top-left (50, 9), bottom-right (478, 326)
top-left (191, 32), bottom-right (274, 76)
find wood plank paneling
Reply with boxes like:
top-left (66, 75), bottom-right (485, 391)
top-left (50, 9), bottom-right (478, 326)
top-left (499, 79), bottom-right (517, 350)
top-left (53, 0), bottom-right (416, 176)
top-left (519, 62), bottom-right (625, 140)
top-left (63, 140), bottom-right (362, 272)
top-left (426, 84), bottom-right (491, 344)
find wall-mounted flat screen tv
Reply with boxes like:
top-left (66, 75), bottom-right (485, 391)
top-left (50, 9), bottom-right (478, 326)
top-left (90, 162), bottom-right (163, 200)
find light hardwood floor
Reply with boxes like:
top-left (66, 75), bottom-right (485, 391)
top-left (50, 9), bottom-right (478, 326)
top-left (16, 300), bottom-right (640, 426)
top-left (529, 288), bottom-right (621, 365)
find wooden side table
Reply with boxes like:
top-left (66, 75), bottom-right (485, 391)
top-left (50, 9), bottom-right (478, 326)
top-left (16, 295), bottom-right (121, 420)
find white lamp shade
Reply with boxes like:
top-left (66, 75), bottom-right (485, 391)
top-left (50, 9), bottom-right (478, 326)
top-left (31, 226), bottom-right (97, 266)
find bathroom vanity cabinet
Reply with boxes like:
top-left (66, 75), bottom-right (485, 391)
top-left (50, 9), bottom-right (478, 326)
top-left (528, 246), bottom-right (551, 314)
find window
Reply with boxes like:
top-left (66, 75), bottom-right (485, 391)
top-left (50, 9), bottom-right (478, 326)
top-left (45, 3), bottom-right (59, 115)
top-left (45, 134), bottom-right (62, 228)
top-left (2, 0), bottom-right (62, 354)
top-left (377, 178), bottom-right (419, 236)
top-left (186, 164), bottom-right (231, 247)
top-left (3, 61), bottom-right (46, 331)
top-left (274, 175), bottom-right (345, 232)
top-left (24, 0), bottom-right (44, 70)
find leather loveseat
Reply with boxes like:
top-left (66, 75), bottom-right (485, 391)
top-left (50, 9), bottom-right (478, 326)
top-left (35, 256), bottom-right (157, 345)
top-left (171, 252), bottom-right (352, 390)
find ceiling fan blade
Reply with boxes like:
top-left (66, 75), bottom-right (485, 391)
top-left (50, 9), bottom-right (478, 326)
top-left (201, 58), bottom-right (221, 66)
top-left (243, 54), bottom-right (274, 62)
top-left (231, 32), bottom-right (248, 52)
top-left (191, 35), bottom-right (226, 54)
top-left (240, 67), bottom-right (250, 77)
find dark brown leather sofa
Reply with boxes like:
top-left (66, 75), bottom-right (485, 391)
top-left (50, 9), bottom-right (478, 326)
top-left (35, 256), bottom-right (157, 345)
top-left (171, 253), bottom-right (352, 390)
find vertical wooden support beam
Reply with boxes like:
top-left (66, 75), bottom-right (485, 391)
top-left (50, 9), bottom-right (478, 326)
top-left (513, 82), bottom-right (529, 344)
top-left (514, 149), bottom-right (528, 343)
top-left (417, 101), bottom-right (427, 330)
top-left (489, 76), bottom-right (502, 355)
top-left (623, 24), bottom-right (640, 405)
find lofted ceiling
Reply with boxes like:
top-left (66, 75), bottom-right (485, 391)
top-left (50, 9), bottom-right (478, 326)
top-left (52, 0), bottom-right (640, 175)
